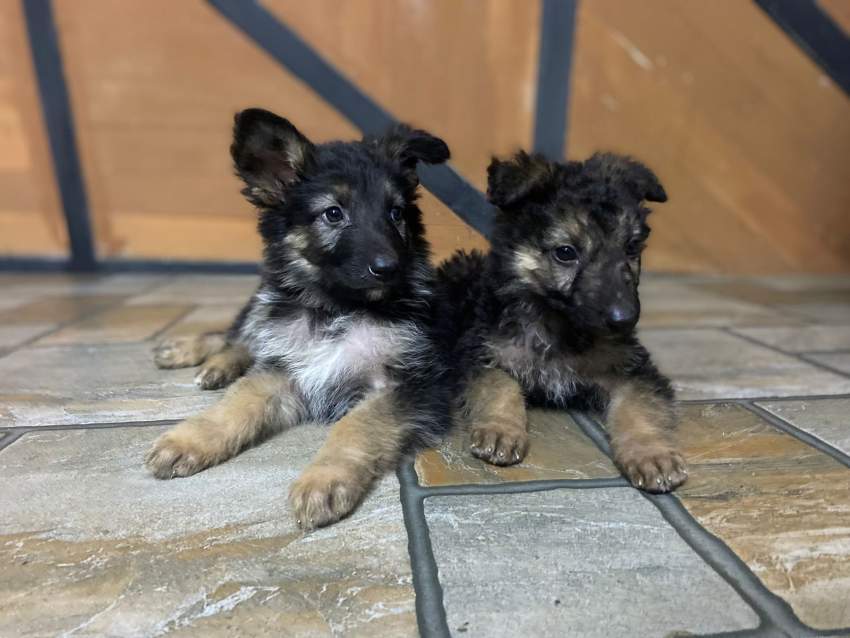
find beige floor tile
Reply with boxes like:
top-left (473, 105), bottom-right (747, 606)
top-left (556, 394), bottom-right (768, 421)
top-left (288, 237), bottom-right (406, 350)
top-left (0, 274), bottom-right (167, 300)
top-left (127, 275), bottom-right (258, 306)
top-left (804, 352), bottom-right (850, 375)
top-left (757, 398), bottom-right (850, 456)
top-left (415, 409), bottom-right (617, 486)
top-left (0, 295), bottom-right (127, 326)
top-left (0, 323), bottom-right (54, 353)
top-left (0, 343), bottom-right (218, 427)
top-left (732, 325), bottom-right (850, 353)
top-left (748, 275), bottom-right (850, 292)
top-left (157, 304), bottom-right (244, 339)
top-left (676, 403), bottom-right (850, 630)
top-left (689, 281), bottom-right (850, 324)
top-left (695, 280), bottom-right (850, 307)
top-left (426, 489), bottom-right (758, 637)
top-left (640, 328), bottom-right (850, 399)
top-left (639, 281), bottom-right (800, 328)
top-left (783, 302), bottom-right (850, 324)
top-left (36, 304), bottom-right (192, 346)
top-left (0, 425), bottom-right (415, 637)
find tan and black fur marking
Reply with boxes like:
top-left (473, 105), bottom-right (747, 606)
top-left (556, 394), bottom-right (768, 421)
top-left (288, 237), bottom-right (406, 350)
top-left (146, 109), bottom-right (454, 528)
top-left (154, 333), bottom-right (253, 390)
top-left (153, 332), bottom-right (226, 368)
top-left (436, 151), bottom-right (687, 493)
top-left (146, 372), bottom-right (304, 477)
top-left (461, 367), bottom-right (528, 466)
top-left (288, 390), bottom-right (405, 527)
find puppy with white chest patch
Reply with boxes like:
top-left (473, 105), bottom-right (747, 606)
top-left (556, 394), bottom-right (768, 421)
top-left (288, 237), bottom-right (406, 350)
top-left (147, 108), bottom-right (452, 528)
top-left (437, 151), bottom-right (688, 493)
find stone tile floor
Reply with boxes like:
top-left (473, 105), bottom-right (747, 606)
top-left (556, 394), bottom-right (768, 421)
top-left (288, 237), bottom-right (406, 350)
top-left (1, 272), bottom-right (849, 637)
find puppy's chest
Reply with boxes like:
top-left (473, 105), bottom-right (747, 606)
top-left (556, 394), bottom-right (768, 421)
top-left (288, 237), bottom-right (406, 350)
top-left (487, 330), bottom-right (582, 400)
top-left (248, 310), bottom-right (419, 394)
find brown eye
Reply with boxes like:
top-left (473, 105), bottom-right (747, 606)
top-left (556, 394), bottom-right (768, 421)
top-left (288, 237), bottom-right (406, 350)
top-left (323, 206), bottom-right (344, 224)
top-left (625, 238), bottom-right (643, 257)
top-left (389, 206), bottom-right (404, 224)
top-left (553, 245), bottom-right (578, 264)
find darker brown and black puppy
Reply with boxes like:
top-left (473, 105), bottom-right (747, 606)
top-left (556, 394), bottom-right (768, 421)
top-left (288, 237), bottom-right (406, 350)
top-left (148, 108), bottom-right (453, 527)
top-left (437, 151), bottom-right (687, 493)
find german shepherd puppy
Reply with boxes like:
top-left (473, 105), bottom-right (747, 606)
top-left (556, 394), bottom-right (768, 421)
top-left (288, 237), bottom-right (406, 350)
top-left (437, 151), bottom-right (687, 493)
top-left (147, 109), bottom-right (453, 527)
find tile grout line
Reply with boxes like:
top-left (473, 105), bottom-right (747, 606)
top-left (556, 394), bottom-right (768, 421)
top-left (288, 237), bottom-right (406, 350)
top-left (0, 419), bottom-right (180, 433)
top-left (0, 430), bottom-right (27, 453)
top-left (723, 327), bottom-right (850, 381)
top-left (146, 304), bottom-right (200, 343)
top-left (692, 628), bottom-right (786, 638)
top-left (397, 460), bottom-right (657, 637)
top-left (397, 461), bottom-right (451, 638)
top-left (743, 402), bottom-right (850, 470)
top-left (568, 410), bottom-right (820, 638)
top-left (798, 348), bottom-right (850, 356)
top-left (796, 352), bottom-right (850, 380)
top-left (640, 324), bottom-right (748, 332)
top-left (414, 476), bottom-right (630, 497)
top-left (0, 275), bottom-right (177, 360)
top-left (676, 393), bottom-right (850, 405)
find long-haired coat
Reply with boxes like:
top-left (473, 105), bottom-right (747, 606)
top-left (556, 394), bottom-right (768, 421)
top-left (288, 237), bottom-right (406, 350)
top-left (148, 109), bottom-right (453, 527)
top-left (437, 151), bottom-right (687, 493)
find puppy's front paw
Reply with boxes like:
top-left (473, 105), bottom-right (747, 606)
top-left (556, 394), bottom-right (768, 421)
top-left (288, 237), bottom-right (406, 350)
top-left (289, 464), bottom-right (366, 530)
top-left (145, 426), bottom-right (215, 479)
top-left (153, 338), bottom-right (200, 369)
top-left (194, 363), bottom-right (237, 390)
top-left (615, 442), bottom-right (688, 493)
top-left (469, 422), bottom-right (528, 466)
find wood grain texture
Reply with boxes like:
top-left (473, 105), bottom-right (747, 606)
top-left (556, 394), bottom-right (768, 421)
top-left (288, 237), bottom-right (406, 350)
top-left (0, 1), bottom-right (67, 257)
top-left (6, 0), bottom-right (849, 273)
top-left (49, 0), bottom-right (495, 263)
top-left (264, 0), bottom-right (538, 259)
top-left (52, 0), bottom-right (359, 261)
top-left (264, 0), bottom-right (541, 192)
top-left (568, 1), bottom-right (850, 274)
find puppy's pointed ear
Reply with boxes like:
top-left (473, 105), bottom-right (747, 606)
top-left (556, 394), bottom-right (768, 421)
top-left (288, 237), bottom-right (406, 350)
top-left (586, 153), bottom-right (667, 203)
top-left (231, 108), bottom-right (314, 207)
top-left (378, 124), bottom-right (450, 169)
top-left (487, 151), bottom-right (557, 209)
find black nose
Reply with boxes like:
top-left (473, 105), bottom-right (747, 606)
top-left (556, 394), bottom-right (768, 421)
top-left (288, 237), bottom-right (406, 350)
top-left (368, 255), bottom-right (399, 280)
top-left (607, 303), bottom-right (638, 330)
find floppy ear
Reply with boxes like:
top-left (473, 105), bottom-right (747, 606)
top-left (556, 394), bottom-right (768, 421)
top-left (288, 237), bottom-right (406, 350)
top-left (231, 108), bottom-right (314, 207)
top-left (585, 153), bottom-right (667, 203)
top-left (378, 124), bottom-right (451, 170)
top-left (487, 151), bottom-right (557, 209)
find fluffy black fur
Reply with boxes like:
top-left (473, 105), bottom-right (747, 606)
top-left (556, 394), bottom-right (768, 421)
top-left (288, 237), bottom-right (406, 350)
top-left (227, 109), bottom-right (455, 448)
top-left (437, 150), bottom-right (686, 492)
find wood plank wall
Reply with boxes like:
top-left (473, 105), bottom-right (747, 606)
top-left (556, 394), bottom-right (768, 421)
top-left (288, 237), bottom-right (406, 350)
top-left (0, 1), bottom-right (66, 257)
top-left (2, 0), bottom-right (849, 273)
top-left (569, 1), bottom-right (850, 274)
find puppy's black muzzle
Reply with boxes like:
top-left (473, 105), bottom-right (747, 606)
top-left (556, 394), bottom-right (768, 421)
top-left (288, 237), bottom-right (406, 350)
top-left (606, 300), bottom-right (639, 332)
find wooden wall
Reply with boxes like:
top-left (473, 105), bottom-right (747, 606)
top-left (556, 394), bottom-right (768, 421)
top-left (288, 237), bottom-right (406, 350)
top-left (0, 1), bottom-right (66, 257)
top-left (2, 0), bottom-right (849, 273)
top-left (569, 1), bottom-right (850, 273)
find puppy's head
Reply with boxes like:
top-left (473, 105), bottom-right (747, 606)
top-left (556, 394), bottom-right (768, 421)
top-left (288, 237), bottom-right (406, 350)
top-left (487, 151), bottom-right (667, 334)
top-left (231, 108), bottom-right (450, 304)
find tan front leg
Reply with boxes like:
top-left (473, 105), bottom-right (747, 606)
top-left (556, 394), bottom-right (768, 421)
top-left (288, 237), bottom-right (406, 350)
top-left (289, 391), bottom-right (407, 529)
top-left (194, 343), bottom-right (253, 390)
top-left (146, 372), bottom-right (305, 479)
top-left (153, 332), bottom-right (228, 369)
top-left (604, 381), bottom-right (687, 493)
top-left (462, 368), bottom-right (529, 466)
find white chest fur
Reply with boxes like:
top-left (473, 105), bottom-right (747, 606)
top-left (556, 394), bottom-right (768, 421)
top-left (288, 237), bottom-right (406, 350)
top-left (244, 307), bottom-right (424, 418)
